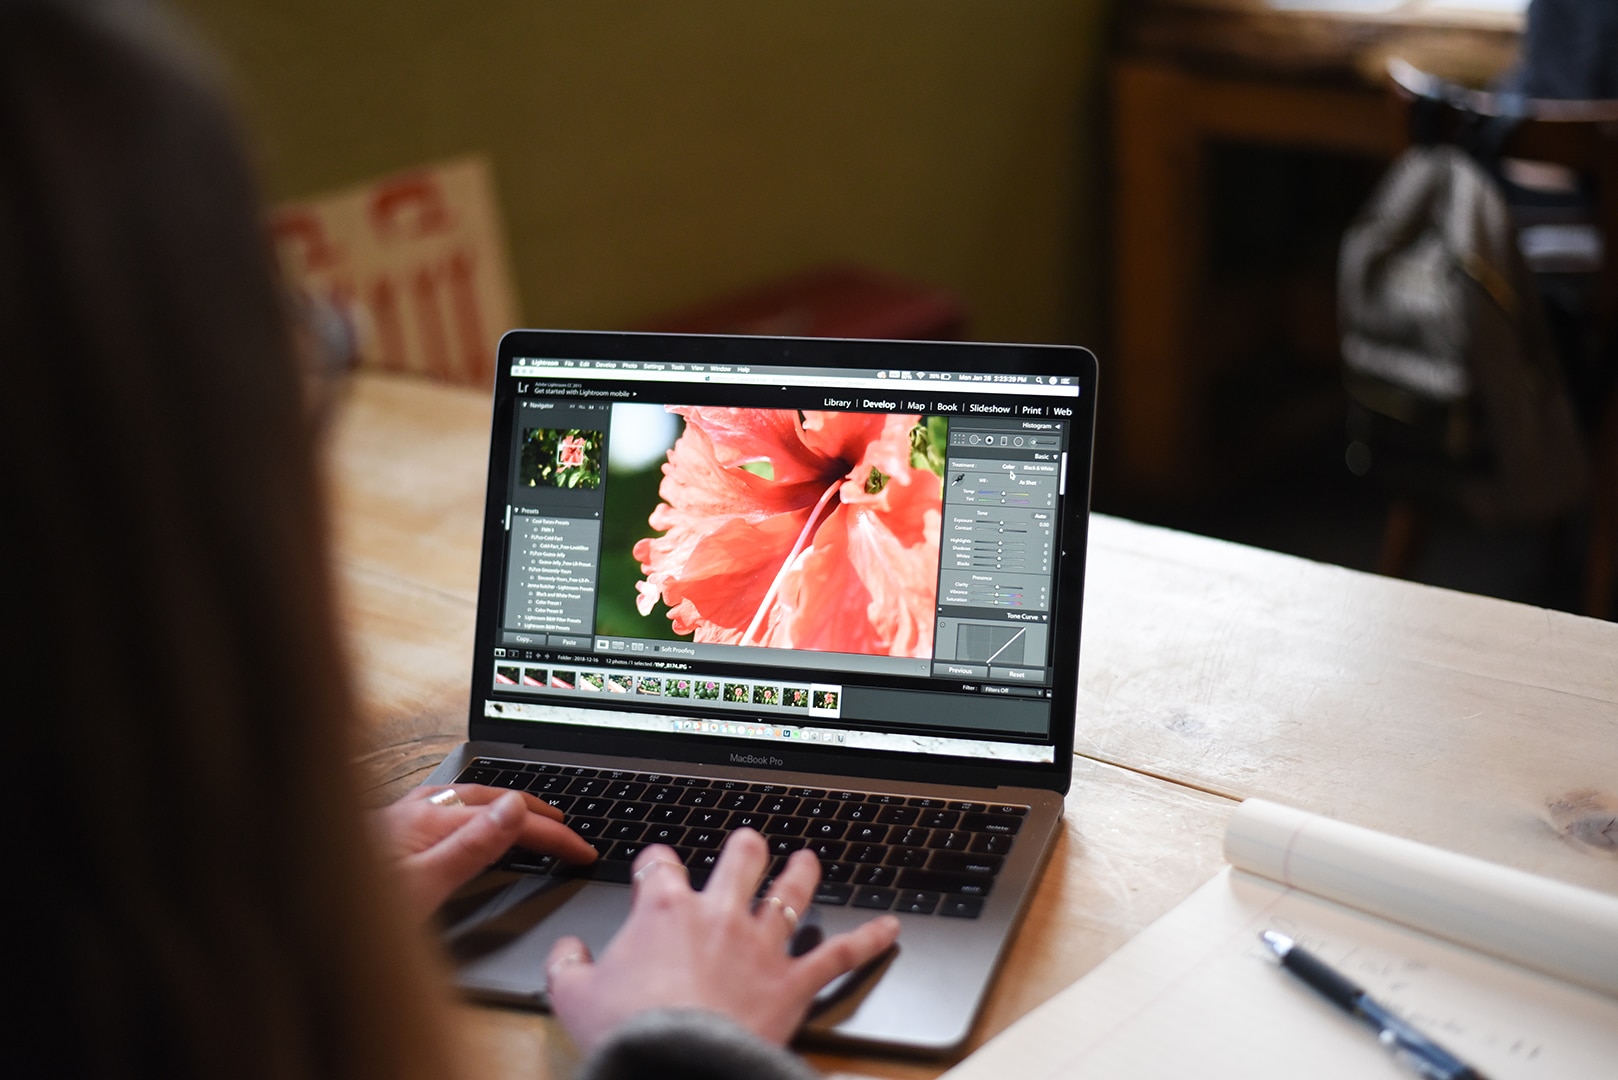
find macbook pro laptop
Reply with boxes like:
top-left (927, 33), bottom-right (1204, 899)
top-left (424, 329), bottom-right (1097, 1055)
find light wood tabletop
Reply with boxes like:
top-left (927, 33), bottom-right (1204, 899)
top-left (328, 371), bottom-right (1617, 1080)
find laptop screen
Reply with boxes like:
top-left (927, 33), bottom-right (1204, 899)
top-left (471, 331), bottom-right (1096, 789)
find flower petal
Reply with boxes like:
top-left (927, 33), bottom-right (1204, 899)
top-left (776, 468), bottom-right (941, 657)
top-left (660, 512), bottom-right (807, 643)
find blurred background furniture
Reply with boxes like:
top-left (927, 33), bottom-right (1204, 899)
top-left (1108, 0), bottom-right (1525, 505)
top-left (1350, 60), bottom-right (1618, 618)
top-left (195, 0), bottom-right (1614, 617)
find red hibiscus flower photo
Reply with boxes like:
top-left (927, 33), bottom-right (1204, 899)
top-left (519, 426), bottom-right (604, 490)
top-left (625, 406), bottom-right (945, 658)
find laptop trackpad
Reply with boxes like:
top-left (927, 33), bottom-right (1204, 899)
top-left (436, 874), bottom-right (951, 1050)
top-left (438, 875), bottom-right (901, 1017)
top-left (441, 874), bottom-right (633, 1007)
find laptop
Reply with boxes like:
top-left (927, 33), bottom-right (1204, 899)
top-left (424, 329), bottom-right (1097, 1055)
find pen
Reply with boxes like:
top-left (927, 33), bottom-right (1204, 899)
top-left (1259, 930), bottom-right (1490, 1080)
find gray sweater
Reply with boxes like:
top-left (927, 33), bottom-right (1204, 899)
top-left (579, 1009), bottom-right (818, 1080)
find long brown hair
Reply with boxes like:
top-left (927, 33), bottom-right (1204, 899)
top-left (1, 3), bottom-right (455, 1076)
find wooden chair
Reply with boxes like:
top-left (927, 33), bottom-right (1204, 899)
top-left (1370, 60), bottom-right (1618, 617)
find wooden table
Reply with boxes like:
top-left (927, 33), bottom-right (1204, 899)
top-left (329, 371), bottom-right (1618, 1080)
top-left (1109, 0), bottom-right (1525, 499)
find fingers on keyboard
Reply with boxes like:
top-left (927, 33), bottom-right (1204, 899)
top-left (467, 759), bottom-right (1021, 918)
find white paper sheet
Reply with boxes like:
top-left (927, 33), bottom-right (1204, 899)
top-left (943, 802), bottom-right (1618, 1080)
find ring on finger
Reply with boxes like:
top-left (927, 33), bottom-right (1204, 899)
top-left (761, 895), bottom-right (800, 932)
top-left (633, 858), bottom-right (686, 883)
top-left (546, 950), bottom-right (586, 985)
top-left (427, 788), bottom-right (464, 808)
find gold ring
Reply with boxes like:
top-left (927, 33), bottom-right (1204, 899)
top-left (427, 788), bottom-right (464, 808)
top-left (633, 858), bottom-right (685, 883)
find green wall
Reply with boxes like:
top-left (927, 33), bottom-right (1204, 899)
top-left (175, 1), bottom-right (1110, 345)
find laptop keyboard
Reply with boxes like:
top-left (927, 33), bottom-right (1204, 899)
top-left (452, 757), bottom-right (1027, 919)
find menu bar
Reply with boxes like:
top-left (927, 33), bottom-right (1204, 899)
top-left (509, 357), bottom-right (1081, 398)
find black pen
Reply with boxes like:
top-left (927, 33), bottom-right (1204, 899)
top-left (1260, 931), bottom-right (1490, 1080)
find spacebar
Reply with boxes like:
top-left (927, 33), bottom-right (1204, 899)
top-left (561, 858), bottom-right (634, 884)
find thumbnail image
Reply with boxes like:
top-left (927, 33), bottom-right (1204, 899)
top-left (784, 687), bottom-right (810, 709)
top-left (607, 673), bottom-right (634, 694)
top-left (693, 679), bottom-right (721, 701)
top-left (596, 405), bottom-right (946, 659)
top-left (520, 427), bottom-right (604, 490)
top-left (667, 677), bottom-right (692, 698)
top-left (636, 676), bottom-right (663, 696)
top-left (521, 668), bottom-right (546, 687)
top-left (811, 689), bottom-right (839, 711)
top-left (724, 682), bottom-right (750, 704)
top-left (495, 665), bottom-right (520, 685)
top-left (752, 685), bottom-right (781, 707)
top-left (580, 672), bottom-right (605, 692)
top-left (549, 670), bottom-right (576, 690)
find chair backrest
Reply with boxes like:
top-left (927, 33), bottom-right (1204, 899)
top-left (272, 156), bottom-right (521, 389)
top-left (1386, 58), bottom-right (1618, 339)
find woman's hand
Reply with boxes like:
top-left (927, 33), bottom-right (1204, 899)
top-left (545, 830), bottom-right (901, 1054)
top-left (374, 784), bottom-right (597, 921)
